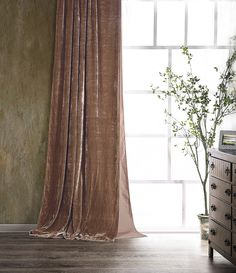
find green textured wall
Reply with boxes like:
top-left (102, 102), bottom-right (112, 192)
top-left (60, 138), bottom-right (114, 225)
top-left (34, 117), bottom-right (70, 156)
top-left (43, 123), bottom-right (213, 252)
top-left (0, 0), bottom-right (56, 223)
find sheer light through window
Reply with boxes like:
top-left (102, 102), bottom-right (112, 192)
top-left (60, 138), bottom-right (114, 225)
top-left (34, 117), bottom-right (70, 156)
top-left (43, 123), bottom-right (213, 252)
top-left (122, 0), bottom-right (236, 232)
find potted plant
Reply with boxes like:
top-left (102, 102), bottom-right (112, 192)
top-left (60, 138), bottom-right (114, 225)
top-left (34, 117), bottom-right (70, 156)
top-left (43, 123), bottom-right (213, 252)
top-left (152, 45), bottom-right (236, 240)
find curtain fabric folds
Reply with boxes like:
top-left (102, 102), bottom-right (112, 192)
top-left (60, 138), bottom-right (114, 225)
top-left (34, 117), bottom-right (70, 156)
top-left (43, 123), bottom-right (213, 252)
top-left (30, 0), bottom-right (143, 241)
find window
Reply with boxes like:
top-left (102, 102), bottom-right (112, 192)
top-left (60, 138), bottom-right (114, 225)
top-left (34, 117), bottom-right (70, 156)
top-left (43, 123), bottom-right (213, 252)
top-left (122, 0), bottom-right (236, 232)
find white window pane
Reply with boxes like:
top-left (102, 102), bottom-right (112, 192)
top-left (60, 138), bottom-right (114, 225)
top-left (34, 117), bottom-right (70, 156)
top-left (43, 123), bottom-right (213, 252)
top-left (130, 184), bottom-right (182, 231)
top-left (126, 137), bottom-right (168, 180)
top-left (190, 49), bottom-right (229, 92)
top-left (218, 1), bottom-right (236, 45)
top-left (124, 94), bottom-right (168, 135)
top-left (156, 1), bottom-right (185, 45)
top-left (188, 1), bottom-right (214, 45)
top-left (219, 113), bottom-right (236, 132)
top-left (122, 0), bottom-right (154, 46)
top-left (171, 139), bottom-right (204, 181)
top-left (172, 49), bottom-right (229, 92)
top-left (123, 49), bottom-right (168, 91)
top-left (170, 99), bottom-right (189, 130)
top-left (171, 49), bottom-right (189, 79)
top-left (185, 184), bottom-right (205, 228)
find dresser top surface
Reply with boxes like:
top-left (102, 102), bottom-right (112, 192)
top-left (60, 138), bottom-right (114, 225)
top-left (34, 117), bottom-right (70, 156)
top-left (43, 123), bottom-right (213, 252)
top-left (209, 148), bottom-right (236, 163)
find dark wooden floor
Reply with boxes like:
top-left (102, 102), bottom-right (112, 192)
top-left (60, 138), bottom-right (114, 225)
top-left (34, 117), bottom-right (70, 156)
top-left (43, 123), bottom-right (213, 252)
top-left (0, 232), bottom-right (236, 273)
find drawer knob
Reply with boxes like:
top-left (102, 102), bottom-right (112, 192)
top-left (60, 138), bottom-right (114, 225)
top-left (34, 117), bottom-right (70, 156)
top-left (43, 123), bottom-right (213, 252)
top-left (211, 183), bottom-right (217, 190)
top-left (210, 162), bottom-right (215, 170)
top-left (210, 229), bottom-right (216, 235)
top-left (233, 192), bottom-right (236, 198)
top-left (225, 189), bottom-right (232, 196)
top-left (233, 245), bottom-right (236, 252)
top-left (224, 239), bottom-right (231, 246)
top-left (225, 213), bottom-right (232, 220)
top-left (233, 218), bottom-right (236, 225)
top-left (225, 167), bottom-right (231, 176)
top-left (211, 205), bottom-right (216, 211)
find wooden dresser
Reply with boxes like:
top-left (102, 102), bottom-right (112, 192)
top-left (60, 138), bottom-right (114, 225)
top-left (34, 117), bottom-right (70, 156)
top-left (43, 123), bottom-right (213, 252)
top-left (209, 149), bottom-right (236, 264)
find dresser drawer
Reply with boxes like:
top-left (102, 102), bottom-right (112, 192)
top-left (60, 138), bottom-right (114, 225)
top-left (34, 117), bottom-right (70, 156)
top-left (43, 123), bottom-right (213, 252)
top-left (231, 234), bottom-right (236, 259)
top-left (210, 177), bottom-right (232, 204)
top-left (232, 186), bottom-right (236, 207)
top-left (233, 164), bottom-right (236, 184)
top-left (209, 219), bottom-right (231, 256)
top-left (210, 195), bottom-right (232, 229)
top-left (232, 209), bottom-right (236, 232)
top-left (210, 157), bottom-right (231, 182)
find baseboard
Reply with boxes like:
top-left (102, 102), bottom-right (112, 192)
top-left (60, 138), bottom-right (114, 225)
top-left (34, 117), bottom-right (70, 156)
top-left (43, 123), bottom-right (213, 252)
top-left (0, 224), bottom-right (37, 232)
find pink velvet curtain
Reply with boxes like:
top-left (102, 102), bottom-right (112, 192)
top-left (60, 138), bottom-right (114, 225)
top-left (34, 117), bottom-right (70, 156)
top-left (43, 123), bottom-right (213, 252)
top-left (30, 0), bottom-right (142, 241)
